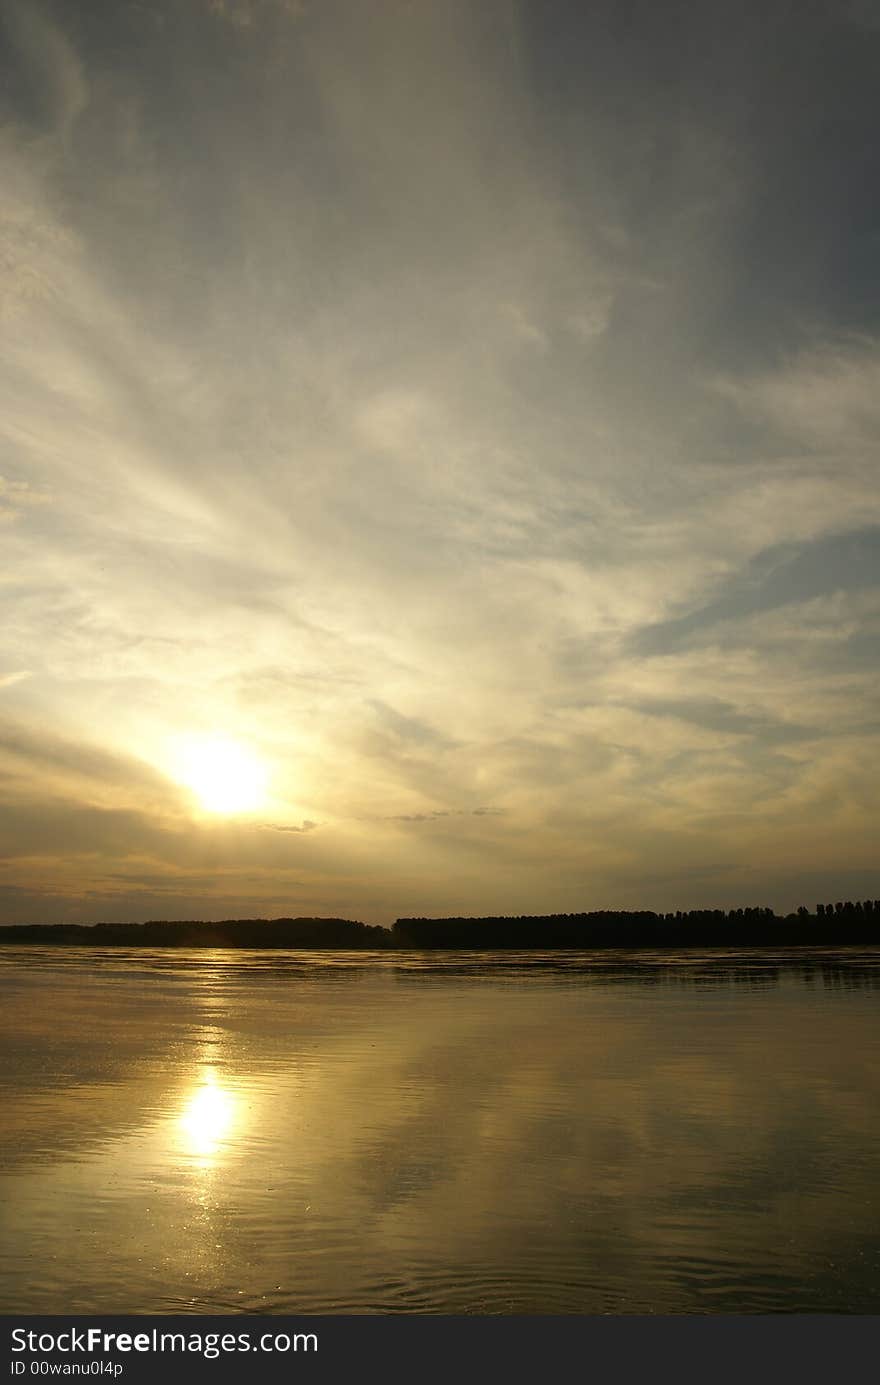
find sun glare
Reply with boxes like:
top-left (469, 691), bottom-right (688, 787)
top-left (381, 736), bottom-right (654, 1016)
top-left (177, 736), bottom-right (269, 814)
top-left (179, 1072), bottom-right (237, 1162)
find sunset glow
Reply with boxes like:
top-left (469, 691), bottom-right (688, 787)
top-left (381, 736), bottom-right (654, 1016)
top-left (0, 0), bottom-right (877, 925)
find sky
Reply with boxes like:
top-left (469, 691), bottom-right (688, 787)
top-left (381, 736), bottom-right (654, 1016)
top-left (1, 0), bottom-right (878, 926)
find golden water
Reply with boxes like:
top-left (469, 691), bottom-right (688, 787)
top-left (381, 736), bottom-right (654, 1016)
top-left (1, 947), bottom-right (878, 1313)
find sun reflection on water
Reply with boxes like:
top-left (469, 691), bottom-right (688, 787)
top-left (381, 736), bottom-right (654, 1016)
top-left (179, 1071), bottom-right (237, 1164)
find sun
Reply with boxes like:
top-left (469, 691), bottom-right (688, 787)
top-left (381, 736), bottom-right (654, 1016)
top-left (177, 736), bottom-right (269, 814)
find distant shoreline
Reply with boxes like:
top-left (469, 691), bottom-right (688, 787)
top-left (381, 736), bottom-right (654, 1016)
top-left (1, 904), bottom-right (879, 948)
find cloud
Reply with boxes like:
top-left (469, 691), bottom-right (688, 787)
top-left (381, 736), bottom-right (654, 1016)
top-left (0, 718), bottom-right (189, 829)
top-left (260, 819), bottom-right (318, 833)
top-left (1, 1), bottom-right (88, 139)
top-left (0, 476), bottom-right (51, 522)
top-left (365, 700), bottom-right (457, 751)
top-left (206, 0), bottom-right (308, 27)
top-left (0, 1), bottom-right (878, 921)
top-left (384, 807), bottom-right (503, 823)
top-left (713, 341), bottom-right (880, 452)
top-left (629, 528), bottom-right (880, 656)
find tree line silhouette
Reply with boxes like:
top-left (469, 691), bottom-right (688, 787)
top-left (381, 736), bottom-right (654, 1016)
top-left (0, 917), bottom-right (391, 948)
top-left (0, 902), bottom-right (878, 947)
top-left (390, 903), bottom-right (880, 948)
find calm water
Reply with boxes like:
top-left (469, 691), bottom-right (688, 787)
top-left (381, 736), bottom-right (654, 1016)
top-left (1, 946), bottom-right (879, 1314)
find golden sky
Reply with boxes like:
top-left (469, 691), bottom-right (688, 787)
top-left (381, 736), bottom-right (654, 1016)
top-left (1, 0), bottom-right (879, 923)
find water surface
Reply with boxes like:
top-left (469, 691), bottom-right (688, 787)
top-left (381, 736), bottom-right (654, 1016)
top-left (1, 947), bottom-right (879, 1313)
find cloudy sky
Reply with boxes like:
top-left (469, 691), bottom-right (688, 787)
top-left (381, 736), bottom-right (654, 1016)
top-left (1, 0), bottom-right (878, 925)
